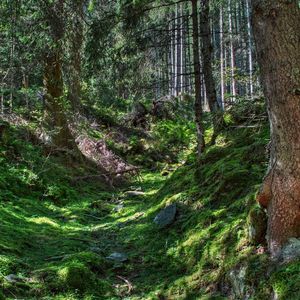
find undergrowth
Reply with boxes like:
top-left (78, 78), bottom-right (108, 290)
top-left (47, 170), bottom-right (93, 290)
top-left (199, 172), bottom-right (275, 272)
top-left (0, 116), bottom-right (299, 299)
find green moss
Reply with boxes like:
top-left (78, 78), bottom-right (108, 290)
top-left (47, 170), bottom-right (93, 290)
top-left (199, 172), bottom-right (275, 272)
top-left (270, 262), bottom-right (300, 299)
top-left (247, 206), bottom-right (267, 245)
top-left (57, 261), bottom-right (93, 291)
top-left (1, 116), bottom-right (298, 299)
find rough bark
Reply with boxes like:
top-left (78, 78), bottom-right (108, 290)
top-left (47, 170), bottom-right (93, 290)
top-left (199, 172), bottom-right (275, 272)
top-left (67, 0), bottom-right (84, 111)
top-left (191, 0), bottom-right (205, 157)
top-left (200, 0), bottom-right (225, 145)
top-left (43, 0), bottom-right (76, 150)
top-left (44, 51), bottom-right (75, 149)
top-left (252, 0), bottom-right (300, 257)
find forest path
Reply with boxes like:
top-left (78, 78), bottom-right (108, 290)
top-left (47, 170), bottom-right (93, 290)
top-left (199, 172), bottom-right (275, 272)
top-left (2, 171), bottom-right (174, 299)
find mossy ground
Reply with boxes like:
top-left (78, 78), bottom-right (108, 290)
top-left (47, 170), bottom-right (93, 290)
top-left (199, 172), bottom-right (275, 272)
top-left (0, 121), bottom-right (299, 299)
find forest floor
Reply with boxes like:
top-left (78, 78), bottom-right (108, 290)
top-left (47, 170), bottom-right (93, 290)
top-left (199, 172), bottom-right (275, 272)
top-left (1, 116), bottom-right (300, 300)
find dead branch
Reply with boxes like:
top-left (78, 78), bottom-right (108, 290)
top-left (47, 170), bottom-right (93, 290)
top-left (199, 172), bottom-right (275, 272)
top-left (72, 167), bottom-right (142, 182)
top-left (116, 275), bottom-right (133, 294)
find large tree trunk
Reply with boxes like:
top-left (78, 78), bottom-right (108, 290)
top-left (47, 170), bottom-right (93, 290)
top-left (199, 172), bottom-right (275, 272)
top-left (43, 0), bottom-right (76, 150)
top-left (191, 0), bottom-right (205, 157)
top-left (200, 0), bottom-right (225, 145)
top-left (252, 0), bottom-right (300, 258)
top-left (66, 0), bottom-right (84, 112)
top-left (44, 51), bottom-right (75, 149)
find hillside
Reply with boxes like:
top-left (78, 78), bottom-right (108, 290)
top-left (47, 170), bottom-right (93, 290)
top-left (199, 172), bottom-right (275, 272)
top-left (1, 115), bottom-right (299, 300)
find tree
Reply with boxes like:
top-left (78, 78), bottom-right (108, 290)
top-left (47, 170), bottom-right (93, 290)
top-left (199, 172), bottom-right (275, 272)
top-left (65, 0), bottom-right (84, 111)
top-left (191, 0), bottom-right (205, 158)
top-left (200, 0), bottom-right (225, 144)
top-left (252, 0), bottom-right (300, 257)
top-left (43, 0), bottom-right (76, 149)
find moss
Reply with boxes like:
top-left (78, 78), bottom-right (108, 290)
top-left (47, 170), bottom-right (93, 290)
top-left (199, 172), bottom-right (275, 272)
top-left (247, 206), bottom-right (267, 245)
top-left (2, 116), bottom-right (298, 299)
top-left (0, 291), bottom-right (5, 300)
top-left (270, 262), bottom-right (300, 299)
top-left (57, 261), bottom-right (93, 291)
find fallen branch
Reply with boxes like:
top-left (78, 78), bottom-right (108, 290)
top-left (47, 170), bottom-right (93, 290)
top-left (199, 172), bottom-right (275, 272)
top-left (116, 275), bottom-right (133, 294)
top-left (44, 254), bottom-right (71, 261)
top-left (72, 167), bottom-right (142, 181)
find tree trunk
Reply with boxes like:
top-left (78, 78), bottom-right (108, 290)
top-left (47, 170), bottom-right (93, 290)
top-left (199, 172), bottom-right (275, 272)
top-left (219, 6), bottom-right (225, 108)
top-left (67, 0), bottom-right (84, 111)
top-left (44, 51), bottom-right (75, 149)
top-left (252, 0), bottom-right (300, 258)
top-left (43, 0), bottom-right (76, 150)
top-left (245, 0), bottom-right (253, 98)
top-left (228, 0), bottom-right (237, 102)
top-left (200, 0), bottom-right (225, 145)
top-left (191, 0), bottom-right (205, 157)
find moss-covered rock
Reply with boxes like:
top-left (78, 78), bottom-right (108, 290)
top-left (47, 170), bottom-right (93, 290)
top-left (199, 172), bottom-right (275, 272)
top-left (57, 261), bottom-right (93, 291)
top-left (247, 206), bottom-right (267, 245)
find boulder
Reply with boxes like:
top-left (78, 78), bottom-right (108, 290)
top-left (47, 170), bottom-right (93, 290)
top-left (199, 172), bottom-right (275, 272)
top-left (106, 252), bottom-right (128, 262)
top-left (247, 206), bottom-right (267, 245)
top-left (125, 191), bottom-right (145, 197)
top-left (4, 274), bottom-right (23, 283)
top-left (279, 238), bottom-right (300, 264)
top-left (113, 203), bottom-right (124, 212)
top-left (154, 203), bottom-right (177, 229)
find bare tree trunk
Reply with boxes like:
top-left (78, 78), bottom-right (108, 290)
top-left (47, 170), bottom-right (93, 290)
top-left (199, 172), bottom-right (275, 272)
top-left (174, 8), bottom-right (178, 96)
top-left (200, 0), bottom-right (225, 144)
top-left (191, 0), bottom-right (205, 157)
top-left (228, 0), bottom-right (237, 102)
top-left (252, 0), bottom-right (300, 258)
top-left (245, 0), bottom-right (253, 98)
top-left (171, 12), bottom-right (176, 96)
top-left (180, 3), bottom-right (184, 95)
top-left (220, 6), bottom-right (225, 108)
top-left (186, 7), bottom-right (192, 94)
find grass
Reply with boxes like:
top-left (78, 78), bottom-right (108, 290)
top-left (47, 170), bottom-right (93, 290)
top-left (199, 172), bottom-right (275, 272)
top-left (0, 119), bottom-right (299, 299)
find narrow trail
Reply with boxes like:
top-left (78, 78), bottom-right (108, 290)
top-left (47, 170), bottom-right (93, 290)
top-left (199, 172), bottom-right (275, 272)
top-left (8, 171), bottom-right (169, 299)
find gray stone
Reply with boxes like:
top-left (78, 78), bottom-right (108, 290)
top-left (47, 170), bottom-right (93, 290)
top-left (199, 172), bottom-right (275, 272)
top-left (154, 203), bottom-right (177, 228)
top-left (4, 274), bottom-right (23, 283)
top-left (279, 238), bottom-right (300, 264)
top-left (247, 207), bottom-right (267, 245)
top-left (106, 252), bottom-right (128, 262)
top-left (125, 191), bottom-right (145, 197)
top-left (228, 266), bottom-right (250, 299)
top-left (89, 246), bottom-right (102, 254)
top-left (113, 204), bottom-right (124, 212)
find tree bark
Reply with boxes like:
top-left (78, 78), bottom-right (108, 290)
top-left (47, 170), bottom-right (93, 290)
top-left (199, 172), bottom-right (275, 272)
top-left (191, 0), bottom-right (205, 157)
top-left (44, 51), bottom-right (75, 149)
top-left (228, 0), bottom-right (237, 102)
top-left (252, 0), bottom-right (300, 257)
top-left (66, 0), bottom-right (84, 111)
top-left (43, 0), bottom-right (76, 150)
top-left (200, 0), bottom-right (225, 145)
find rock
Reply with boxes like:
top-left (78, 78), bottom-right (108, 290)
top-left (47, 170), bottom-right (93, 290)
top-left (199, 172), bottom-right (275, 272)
top-left (106, 252), bottom-right (128, 262)
top-left (247, 206), bottom-right (267, 245)
top-left (4, 274), bottom-right (23, 283)
top-left (89, 246), bottom-right (102, 254)
top-left (113, 204), bottom-right (124, 212)
top-left (57, 261), bottom-right (92, 291)
top-left (154, 203), bottom-right (177, 228)
top-left (279, 238), bottom-right (300, 264)
top-left (228, 266), bottom-right (249, 299)
top-left (272, 290), bottom-right (279, 300)
top-left (125, 191), bottom-right (145, 197)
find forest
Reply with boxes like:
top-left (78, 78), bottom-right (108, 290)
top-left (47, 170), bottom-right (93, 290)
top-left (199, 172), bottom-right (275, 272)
top-left (0, 0), bottom-right (299, 299)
